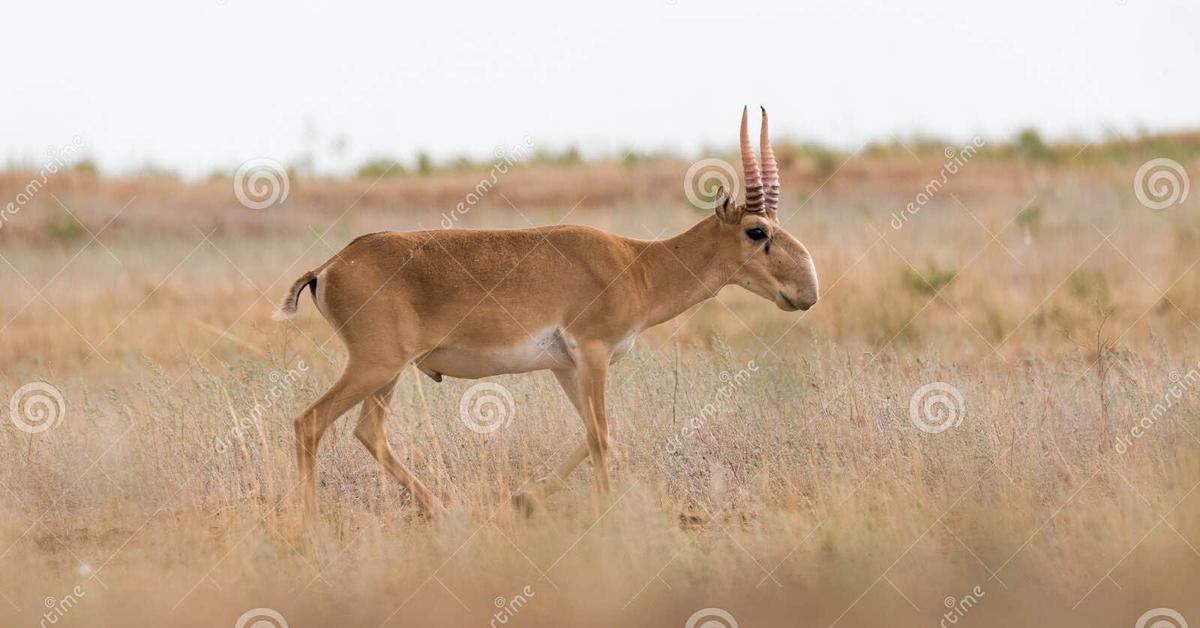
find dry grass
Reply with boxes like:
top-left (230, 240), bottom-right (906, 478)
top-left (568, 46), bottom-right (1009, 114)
top-left (1, 150), bottom-right (1199, 627)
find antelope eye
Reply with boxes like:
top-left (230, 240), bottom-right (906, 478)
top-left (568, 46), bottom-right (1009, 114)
top-left (745, 227), bottom-right (768, 241)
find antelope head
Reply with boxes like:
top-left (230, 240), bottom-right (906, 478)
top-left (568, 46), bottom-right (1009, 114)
top-left (713, 106), bottom-right (819, 312)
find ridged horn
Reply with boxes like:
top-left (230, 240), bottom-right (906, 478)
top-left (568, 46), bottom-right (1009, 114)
top-left (740, 106), bottom-right (764, 213)
top-left (760, 106), bottom-right (779, 212)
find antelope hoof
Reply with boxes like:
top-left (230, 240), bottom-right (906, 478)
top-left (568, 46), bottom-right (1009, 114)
top-left (412, 494), bottom-right (449, 521)
top-left (413, 506), bottom-right (448, 524)
top-left (511, 491), bottom-right (541, 518)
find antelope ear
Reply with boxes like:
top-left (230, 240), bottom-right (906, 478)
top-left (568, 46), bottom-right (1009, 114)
top-left (714, 186), bottom-right (738, 223)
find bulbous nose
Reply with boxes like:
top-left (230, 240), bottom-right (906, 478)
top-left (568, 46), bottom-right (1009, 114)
top-left (777, 291), bottom-right (817, 312)
top-left (793, 260), bottom-right (818, 311)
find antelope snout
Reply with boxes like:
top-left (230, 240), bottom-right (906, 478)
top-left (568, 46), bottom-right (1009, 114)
top-left (777, 291), bottom-right (817, 312)
top-left (778, 259), bottom-right (819, 312)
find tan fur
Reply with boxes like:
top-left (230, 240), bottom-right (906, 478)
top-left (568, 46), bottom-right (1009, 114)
top-left (281, 189), bottom-right (818, 516)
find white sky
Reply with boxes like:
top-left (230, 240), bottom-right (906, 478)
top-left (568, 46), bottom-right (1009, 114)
top-left (2, 0), bottom-right (1197, 176)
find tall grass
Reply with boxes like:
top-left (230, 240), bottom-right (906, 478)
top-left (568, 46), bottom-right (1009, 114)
top-left (0, 149), bottom-right (1197, 626)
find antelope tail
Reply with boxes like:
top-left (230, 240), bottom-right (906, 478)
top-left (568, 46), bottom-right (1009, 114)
top-left (273, 270), bottom-right (319, 321)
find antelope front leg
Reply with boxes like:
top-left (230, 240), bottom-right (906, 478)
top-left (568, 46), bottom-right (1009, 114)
top-left (578, 346), bottom-right (612, 494)
top-left (582, 391), bottom-right (611, 493)
top-left (512, 352), bottom-right (612, 514)
top-left (512, 442), bottom-right (590, 515)
top-left (512, 369), bottom-right (589, 515)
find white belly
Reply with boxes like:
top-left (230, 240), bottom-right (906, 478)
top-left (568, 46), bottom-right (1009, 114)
top-left (417, 326), bottom-right (577, 379)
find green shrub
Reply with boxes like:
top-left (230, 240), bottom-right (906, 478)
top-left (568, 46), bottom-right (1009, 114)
top-left (1014, 128), bottom-right (1052, 162)
top-left (354, 158), bottom-right (406, 179)
top-left (903, 259), bottom-right (958, 296)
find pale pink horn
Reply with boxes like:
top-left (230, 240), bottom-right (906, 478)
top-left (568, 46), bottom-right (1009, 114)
top-left (740, 106), bottom-right (764, 213)
top-left (759, 106), bottom-right (779, 212)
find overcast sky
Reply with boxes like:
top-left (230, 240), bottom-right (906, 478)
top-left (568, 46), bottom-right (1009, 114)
top-left (3, 0), bottom-right (1196, 176)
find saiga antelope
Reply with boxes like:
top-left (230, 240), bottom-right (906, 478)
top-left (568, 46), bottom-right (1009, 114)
top-left (276, 107), bottom-right (819, 516)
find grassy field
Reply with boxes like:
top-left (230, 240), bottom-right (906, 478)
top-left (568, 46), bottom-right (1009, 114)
top-left (1, 141), bottom-right (1198, 627)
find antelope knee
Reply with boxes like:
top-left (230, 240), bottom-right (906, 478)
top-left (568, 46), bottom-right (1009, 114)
top-left (353, 422), bottom-right (379, 447)
top-left (589, 433), bottom-right (610, 455)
